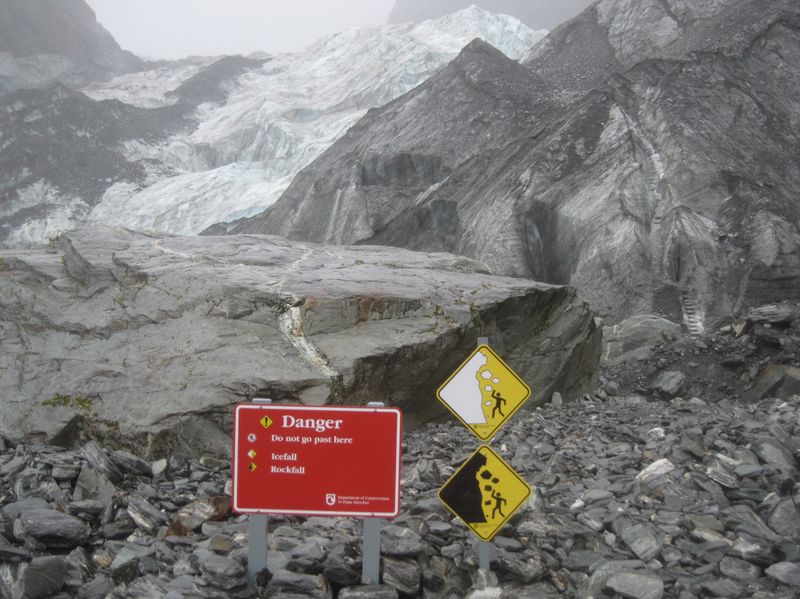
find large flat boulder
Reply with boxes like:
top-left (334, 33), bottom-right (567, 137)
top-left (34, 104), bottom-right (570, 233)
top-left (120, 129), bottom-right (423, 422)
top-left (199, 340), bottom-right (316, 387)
top-left (0, 226), bottom-right (600, 450)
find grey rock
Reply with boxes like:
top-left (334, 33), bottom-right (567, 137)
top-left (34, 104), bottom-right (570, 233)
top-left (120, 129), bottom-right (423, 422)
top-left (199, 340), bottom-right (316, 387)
top-left (167, 496), bottom-right (230, 536)
top-left (0, 544), bottom-right (31, 562)
top-left (380, 525), bottom-right (424, 557)
top-left (564, 550), bottom-right (604, 573)
top-left (110, 450), bottom-right (153, 478)
top-left (12, 556), bottom-right (67, 599)
top-left (66, 547), bottom-right (95, 582)
top-left (109, 545), bottom-right (156, 585)
top-left (652, 371), bottom-right (686, 398)
top-left (493, 547), bottom-right (546, 584)
top-left (76, 575), bottom-right (114, 599)
top-left (765, 561), bottom-right (800, 587)
top-left (265, 569), bottom-right (331, 599)
top-left (73, 464), bottom-right (116, 508)
top-left (81, 441), bottom-right (123, 485)
top-left (1, 456), bottom-right (27, 479)
top-left (196, 551), bottom-right (246, 591)
top-left (752, 439), bottom-right (796, 474)
top-left (602, 315), bottom-right (681, 367)
top-left (729, 535), bottom-right (774, 565)
top-left (12, 508), bottom-right (90, 549)
top-left (338, 584), bottom-right (398, 599)
top-left (634, 459), bottom-right (675, 490)
top-left (604, 570), bottom-right (664, 599)
top-left (126, 497), bottom-right (168, 535)
top-left (382, 557), bottom-right (421, 596)
top-left (286, 539), bottom-right (327, 574)
top-left (583, 560), bottom-right (648, 599)
top-left (208, 534), bottom-right (235, 555)
top-left (696, 577), bottom-right (744, 597)
top-left (621, 524), bottom-right (662, 561)
top-left (322, 541), bottom-right (361, 587)
top-left (679, 431), bottom-right (705, 459)
top-left (768, 498), bottom-right (800, 540)
top-left (0, 226), bottom-right (600, 444)
top-left (719, 556), bottom-right (762, 583)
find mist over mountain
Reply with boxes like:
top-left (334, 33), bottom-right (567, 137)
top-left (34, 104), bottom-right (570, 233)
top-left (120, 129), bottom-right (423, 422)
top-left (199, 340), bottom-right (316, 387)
top-left (0, 0), bottom-right (140, 95)
top-left (223, 0), bottom-right (800, 328)
top-left (388, 0), bottom-right (594, 31)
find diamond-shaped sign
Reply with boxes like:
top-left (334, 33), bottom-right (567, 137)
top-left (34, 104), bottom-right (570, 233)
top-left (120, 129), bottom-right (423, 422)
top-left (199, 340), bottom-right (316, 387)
top-left (437, 344), bottom-right (531, 440)
top-left (259, 415), bottom-right (272, 429)
top-left (438, 445), bottom-right (531, 541)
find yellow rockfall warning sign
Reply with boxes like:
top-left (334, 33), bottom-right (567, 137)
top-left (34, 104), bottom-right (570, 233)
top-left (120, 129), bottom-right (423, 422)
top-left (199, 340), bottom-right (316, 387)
top-left (437, 344), bottom-right (531, 440)
top-left (438, 445), bottom-right (531, 541)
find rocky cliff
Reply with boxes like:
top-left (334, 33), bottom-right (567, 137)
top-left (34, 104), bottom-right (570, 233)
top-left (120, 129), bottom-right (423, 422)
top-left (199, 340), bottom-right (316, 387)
top-left (0, 0), bottom-right (140, 95)
top-left (388, 0), bottom-right (593, 31)
top-left (222, 0), bottom-right (800, 328)
top-left (0, 226), bottom-right (600, 446)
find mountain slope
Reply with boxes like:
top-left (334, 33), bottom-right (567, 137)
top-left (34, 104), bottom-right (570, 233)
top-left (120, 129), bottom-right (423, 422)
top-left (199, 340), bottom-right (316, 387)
top-left (0, 0), bottom-right (140, 94)
top-left (221, 0), bottom-right (800, 327)
top-left (0, 8), bottom-right (544, 246)
top-left (212, 39), bottom-right (555, 247)
top-left (81, 8), bottom-right (545, 237)
top-left (388, 0), bottom-right (593, 31)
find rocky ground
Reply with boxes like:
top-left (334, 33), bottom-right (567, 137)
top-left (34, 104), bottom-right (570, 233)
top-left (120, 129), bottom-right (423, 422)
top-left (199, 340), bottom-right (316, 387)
top-left (2, 361), bottom-right (800, 598)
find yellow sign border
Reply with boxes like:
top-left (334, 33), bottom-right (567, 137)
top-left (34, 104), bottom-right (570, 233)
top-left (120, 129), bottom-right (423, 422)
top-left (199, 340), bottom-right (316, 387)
top-left (436, 344), bottom-right (532, 440)
top-left (438, 445), bottom-right (531, 541)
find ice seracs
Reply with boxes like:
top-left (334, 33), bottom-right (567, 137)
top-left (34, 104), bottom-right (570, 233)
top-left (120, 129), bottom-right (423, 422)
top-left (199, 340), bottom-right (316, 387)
top-left (85, 8), bottom-right (546, 236)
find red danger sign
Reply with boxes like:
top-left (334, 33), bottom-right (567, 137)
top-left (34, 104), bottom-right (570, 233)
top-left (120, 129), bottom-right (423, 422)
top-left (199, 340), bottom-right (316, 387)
top-left (232, 404), bottom-right (402, 517)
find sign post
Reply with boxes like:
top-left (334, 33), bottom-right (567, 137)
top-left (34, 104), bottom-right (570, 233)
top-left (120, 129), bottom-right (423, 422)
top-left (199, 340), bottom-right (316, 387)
top-left (437, 338), bottom-right (533, 574)
top-left (247, 398), bottom-right (271, 586)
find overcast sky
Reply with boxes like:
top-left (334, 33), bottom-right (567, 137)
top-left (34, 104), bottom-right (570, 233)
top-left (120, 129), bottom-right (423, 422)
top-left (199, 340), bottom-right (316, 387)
top-left (86, 0), bottom-right (396, 60)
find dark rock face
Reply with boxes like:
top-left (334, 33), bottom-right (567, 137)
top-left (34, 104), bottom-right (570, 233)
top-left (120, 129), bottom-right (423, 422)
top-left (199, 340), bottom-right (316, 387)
top-left (222, 0), bottom-right (800, 328)
top-left (601, 301), bottom-right (800, 404)
top-left (0, 0), bottom-right (140, 95)
top-left (387, 0), bottom-right (594, 31)
top-left (0, 225), bottom-right (599, 447)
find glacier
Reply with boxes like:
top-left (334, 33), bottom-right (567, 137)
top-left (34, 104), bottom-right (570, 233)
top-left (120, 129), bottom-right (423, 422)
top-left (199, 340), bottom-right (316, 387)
top-left (84, 7), bottom-right (546, 236)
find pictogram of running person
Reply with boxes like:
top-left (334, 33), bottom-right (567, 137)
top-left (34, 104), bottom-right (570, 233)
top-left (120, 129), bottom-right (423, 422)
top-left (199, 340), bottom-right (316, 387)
top-left (491, 390), bottom-right (506, 419)
top-left (491, 490), bottom-right (507, 519)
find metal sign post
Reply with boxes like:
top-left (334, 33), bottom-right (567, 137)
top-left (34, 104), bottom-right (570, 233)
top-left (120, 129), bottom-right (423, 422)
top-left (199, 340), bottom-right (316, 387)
top-left (247, 398), bottom-right (271, 586)
top-left (362, 401), bottom-right (386, 584)
top-left (478, 337), bottom-right (492, 572)
top-left (476, 337), bottom-right (492, 572)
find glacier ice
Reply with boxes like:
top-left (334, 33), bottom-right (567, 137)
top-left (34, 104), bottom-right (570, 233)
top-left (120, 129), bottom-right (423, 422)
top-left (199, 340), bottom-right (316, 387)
top-left (86, 7), bottom-right (547, 235)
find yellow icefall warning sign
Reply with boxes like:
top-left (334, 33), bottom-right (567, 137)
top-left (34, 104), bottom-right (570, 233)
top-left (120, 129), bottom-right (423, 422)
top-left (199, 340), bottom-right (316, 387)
top-left (436, 344), bottom-right (531, 440)
top-left (438, 445), bottom-right (531, 541)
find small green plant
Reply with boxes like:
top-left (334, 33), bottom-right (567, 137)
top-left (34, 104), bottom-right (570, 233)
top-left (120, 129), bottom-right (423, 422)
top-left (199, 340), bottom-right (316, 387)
top-left (42, 395), bottom-right (99, 419)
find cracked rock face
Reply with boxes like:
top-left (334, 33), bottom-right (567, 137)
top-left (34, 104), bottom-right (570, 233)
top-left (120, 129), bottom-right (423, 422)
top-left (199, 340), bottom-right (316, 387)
top-left (223, 0), bottom-right (800, 328)
top-left (0, 225), bottom-right (599, 447)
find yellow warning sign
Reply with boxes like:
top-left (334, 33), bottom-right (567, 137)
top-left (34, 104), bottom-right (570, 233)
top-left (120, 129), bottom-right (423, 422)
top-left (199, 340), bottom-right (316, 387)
top-left (438, 445), bottom-right (531, 541)
top-left (437, 344), bottom-right (531, 440)
top-left (259, 416), bottom-right (273, 430)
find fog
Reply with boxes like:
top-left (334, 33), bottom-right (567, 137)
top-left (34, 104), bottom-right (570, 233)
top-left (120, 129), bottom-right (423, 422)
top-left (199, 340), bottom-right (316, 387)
top-left (86, 0), bottom-right (396, 60)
